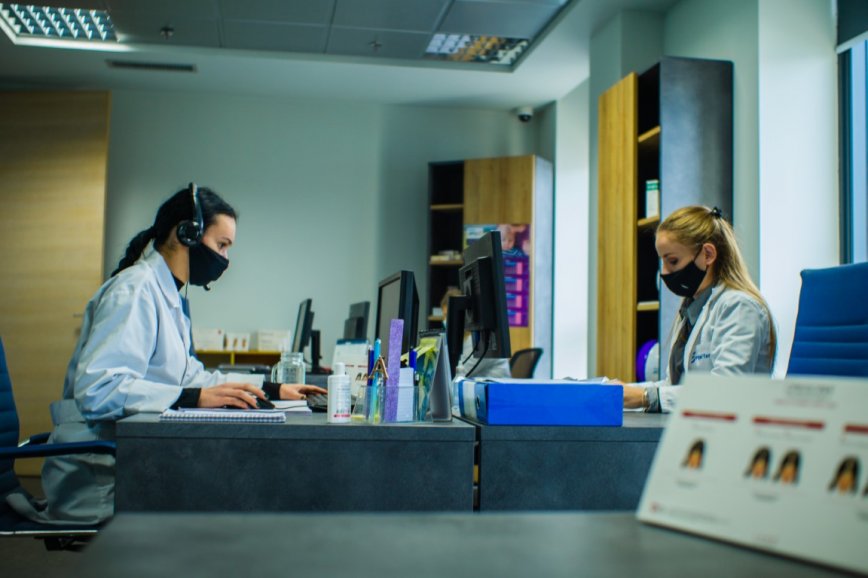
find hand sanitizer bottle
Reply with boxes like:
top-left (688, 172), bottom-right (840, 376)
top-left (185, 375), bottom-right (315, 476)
top-left (327, 362), bottom-right (351, 424)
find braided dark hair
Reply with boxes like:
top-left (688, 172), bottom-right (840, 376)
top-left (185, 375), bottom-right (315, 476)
top-left (112, 186), bottom-right (237, 277)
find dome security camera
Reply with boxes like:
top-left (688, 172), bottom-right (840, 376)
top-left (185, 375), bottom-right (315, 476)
top-left (516, 106), bottom-right (534, 123)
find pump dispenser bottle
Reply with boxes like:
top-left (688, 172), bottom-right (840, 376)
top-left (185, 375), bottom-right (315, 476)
top-left (327, 362), bottom-right (351, 424)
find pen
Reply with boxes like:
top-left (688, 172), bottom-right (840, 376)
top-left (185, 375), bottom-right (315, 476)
top-left (367, 345), bottom-right (374, 386)
top-left (373, 338), bottom-right (381, 363)
top-left (409, 349), bottom-right (417, 371)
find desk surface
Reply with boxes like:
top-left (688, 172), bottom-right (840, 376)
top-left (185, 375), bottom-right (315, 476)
top-left (72, 512), bottom-right (847, 578)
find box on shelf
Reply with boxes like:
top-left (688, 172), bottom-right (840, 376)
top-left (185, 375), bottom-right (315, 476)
top-left (645, 179), bottom-right (660, 219)
top-left (254, 330), bottom-right (292, 351)
top-left (225, 332), bottom-right (251, 352)
top-left (192, 328), bottom-right (225, 351)
top-left (455, 378), bottom-right (623, 426)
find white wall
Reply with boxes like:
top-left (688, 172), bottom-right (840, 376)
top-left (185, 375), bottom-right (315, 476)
top-left (105, 90), bottom-right (535, 366)
top-left (664, 0), bottom-right (760, 276)
top-left (552, 80), bottom-right (591, 378)
top-left (757, 0), bottom-right (839, 374)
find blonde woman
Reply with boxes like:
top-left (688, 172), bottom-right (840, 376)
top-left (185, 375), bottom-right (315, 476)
top-left (621, 206), bottom-right (776, 412)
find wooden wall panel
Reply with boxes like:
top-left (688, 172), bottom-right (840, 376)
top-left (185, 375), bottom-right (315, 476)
top-left (0, 92), bottom-right (110, 475)
top-left (597, 75), bottom-right (638, 381)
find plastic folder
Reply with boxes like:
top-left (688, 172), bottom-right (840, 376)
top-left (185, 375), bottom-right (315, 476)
top-left (458, 378), bottom-right (623, 426)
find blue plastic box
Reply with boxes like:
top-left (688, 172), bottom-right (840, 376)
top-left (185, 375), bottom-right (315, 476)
top-left (460, 379), bottom-right (624, 426)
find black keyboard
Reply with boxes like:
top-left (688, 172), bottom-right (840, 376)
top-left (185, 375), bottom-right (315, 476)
top-left (307, 393), bottom-right (328, 412)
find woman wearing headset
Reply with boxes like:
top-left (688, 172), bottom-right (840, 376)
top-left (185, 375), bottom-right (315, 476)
top-left (619, 205), bottom-right (776, 413)
top-left (9, 185), bottom-right (326, 525)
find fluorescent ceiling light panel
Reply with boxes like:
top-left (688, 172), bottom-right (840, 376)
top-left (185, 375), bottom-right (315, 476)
top-left (0, 3), bottom-right (125, 50)
top-left (425, 33), bottom-right (528, 66)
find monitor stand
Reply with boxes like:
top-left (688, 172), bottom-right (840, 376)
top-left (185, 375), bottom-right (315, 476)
top-left (307, 329), bottom-right (331, 375)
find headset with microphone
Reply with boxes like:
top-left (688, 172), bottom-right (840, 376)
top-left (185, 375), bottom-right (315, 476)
top-left (176, 182), bottom-right (203, 248)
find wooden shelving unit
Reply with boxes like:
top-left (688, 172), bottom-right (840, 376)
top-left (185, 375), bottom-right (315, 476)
top-left (427, 155), bottom-right (553, 375)
top-left (195, 350), bottom-right (281, 369)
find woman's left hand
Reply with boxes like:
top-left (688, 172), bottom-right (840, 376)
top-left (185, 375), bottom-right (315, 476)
top-left (279, 383), bottom-right (328, 400)
top-left (622, 385), bottom-right (647, 409)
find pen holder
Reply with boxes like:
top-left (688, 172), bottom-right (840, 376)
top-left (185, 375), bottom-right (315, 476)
top-left (385, 384), bottom-right (418, 423)
top-left (363, 382), bottom-right (385, 424)
top-left (351, 387), bottom-right (368, 423)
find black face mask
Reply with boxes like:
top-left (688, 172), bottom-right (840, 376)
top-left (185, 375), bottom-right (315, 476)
top-left (660, 250), bottom-right (706, 298)
top-left (188, 243), bottom-right (228, 289)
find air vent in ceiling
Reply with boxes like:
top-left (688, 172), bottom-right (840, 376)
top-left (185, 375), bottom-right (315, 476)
top-left (106, 60), bottom-right (197, 73)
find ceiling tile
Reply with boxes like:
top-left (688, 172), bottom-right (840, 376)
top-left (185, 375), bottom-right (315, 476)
top-left (333, 0), bottom-right (449, 32)
top-left (218, 0), bottom-right (336, 25)
top-left (440, 0), bottom-right (562, 38)
top-left (110, 11), bottom-right (220, 47)
top-left (327, 27), bottom-right (430, 59)
top-left (106, 0), bottom-right (220, 20)
top-left (223, 21), bottom-right (328, 53)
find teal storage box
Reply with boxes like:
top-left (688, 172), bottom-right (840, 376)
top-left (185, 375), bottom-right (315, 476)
top-left (458, 379), bottom-right (623, 426)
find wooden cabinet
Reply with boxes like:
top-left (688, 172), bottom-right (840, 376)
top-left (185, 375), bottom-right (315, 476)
top-left (427, 155), bottom-right (553, 376)
top-left (597, 57), bottom-right (733, 382)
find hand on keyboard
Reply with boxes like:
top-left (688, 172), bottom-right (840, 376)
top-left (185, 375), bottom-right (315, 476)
top-left (306, 393), bottom-right (329, 412)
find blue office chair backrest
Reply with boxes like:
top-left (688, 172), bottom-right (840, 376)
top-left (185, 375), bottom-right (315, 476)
top-left (0, 338), bottom-right (22, 499)
top-left (787, 262), bottom-right (868, 377)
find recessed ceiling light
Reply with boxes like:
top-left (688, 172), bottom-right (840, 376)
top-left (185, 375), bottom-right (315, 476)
top-left (0, 3), bottom-right (125, 50)
top-left (425, 33), bottom-right (528, 66)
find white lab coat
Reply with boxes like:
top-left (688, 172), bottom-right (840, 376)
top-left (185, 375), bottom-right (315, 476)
top-left (639, 284), bottom-right (773, 413)
top-left (8, 246), bottom-right (262, 524)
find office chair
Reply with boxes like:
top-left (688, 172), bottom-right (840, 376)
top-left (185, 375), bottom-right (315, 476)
top-left (787, 262), bottom-right (868, 377)
top-left (509, 348), bottom-right (543, 379)
top-left (0, 337), bottom-right (115, 551)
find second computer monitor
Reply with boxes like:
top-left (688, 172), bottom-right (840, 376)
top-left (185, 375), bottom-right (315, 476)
top-left (375, 271), bottom-right (419, 363)
top-left (446, 230), bottom-right (511, 374)
top-left (343, 301), bottom-right (370, 341)
top-left (291, 298), bottom-right (314, 354)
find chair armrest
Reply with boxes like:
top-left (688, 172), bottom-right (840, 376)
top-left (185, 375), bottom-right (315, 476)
top-left (0, 440), bottom-right (116, 460)
top-left (21, 432), bottom-right (51, 446)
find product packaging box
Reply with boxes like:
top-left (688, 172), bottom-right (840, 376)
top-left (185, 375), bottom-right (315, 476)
top-left (645, 179), bottom-right (660, 219)
top-left (254, 330), bottom-right (292, 351)
top-left (456, 378), bottom-right (623, 426)
top-left (225, 332), bottom-right (251, 352)
top-left (192, 328), bottom-right (225, 351)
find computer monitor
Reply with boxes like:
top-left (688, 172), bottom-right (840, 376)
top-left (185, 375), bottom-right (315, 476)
top-left (375, 271), bottom-right (419, 363)
top-left (342, 301), bottom-right (370, 341)
top-left (446, 231), bottom-right (512, 377)
top-left (291, 298), bottom-right (314, 354)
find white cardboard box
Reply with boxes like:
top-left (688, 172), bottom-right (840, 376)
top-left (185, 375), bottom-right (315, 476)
top-left (254, 330), bottom-right (292, 352)
top-left (192, 328), bottom-right (225, 351)
top-left (225, 332), bottom-right (251, 352)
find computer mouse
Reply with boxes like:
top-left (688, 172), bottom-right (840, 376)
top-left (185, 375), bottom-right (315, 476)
top-left (255, 397), bottom-right (275, 409)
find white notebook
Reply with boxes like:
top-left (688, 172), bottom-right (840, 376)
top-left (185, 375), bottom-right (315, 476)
top-left (159, 408), bottom-right (287, 423)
